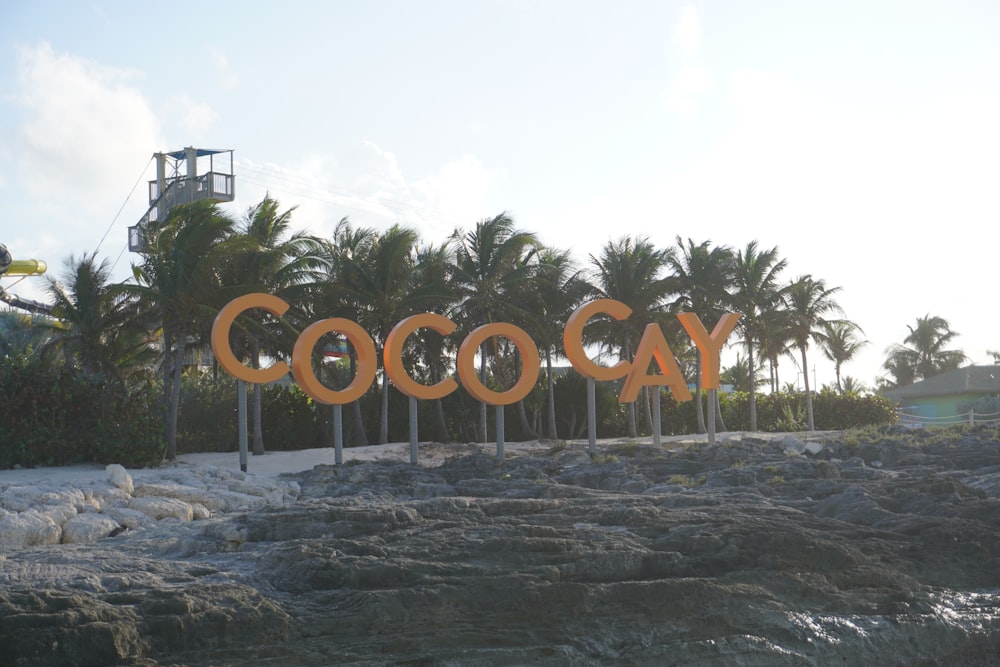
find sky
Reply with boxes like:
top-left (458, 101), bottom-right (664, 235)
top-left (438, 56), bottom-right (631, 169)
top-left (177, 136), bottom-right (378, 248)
top-left (1, 0), bottom-right (999, 392)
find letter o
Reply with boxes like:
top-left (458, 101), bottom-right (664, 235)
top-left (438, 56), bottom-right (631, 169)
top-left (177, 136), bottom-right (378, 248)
top-left (211, 293), bottom-right (291, 384)
top-left (292, 318), bottom-right (377, 405)
top-left (456, 323), bottom-right (540, 406)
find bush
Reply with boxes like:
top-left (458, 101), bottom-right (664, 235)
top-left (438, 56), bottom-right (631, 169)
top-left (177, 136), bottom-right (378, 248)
top-left (177, 374), bottom-right (325, 453)
top-left (716, 390), bottom-right (896, 431)
top-left (0, 351), bottom-right (164, 468)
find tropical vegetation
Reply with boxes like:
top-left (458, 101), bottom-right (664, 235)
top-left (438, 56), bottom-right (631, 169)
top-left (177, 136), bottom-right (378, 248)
top-left (1, 195), bottom-right (915, 469)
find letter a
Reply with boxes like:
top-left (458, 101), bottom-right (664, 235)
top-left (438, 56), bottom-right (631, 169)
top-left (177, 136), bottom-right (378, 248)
top-left (619, 323), bottom-right (693, 403)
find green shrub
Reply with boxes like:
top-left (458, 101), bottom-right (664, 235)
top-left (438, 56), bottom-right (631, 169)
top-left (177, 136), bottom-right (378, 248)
top-left (0, 351), bottom-right (164, 468)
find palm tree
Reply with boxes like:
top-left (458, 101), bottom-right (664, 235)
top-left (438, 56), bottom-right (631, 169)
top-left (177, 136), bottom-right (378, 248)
top-left (335, 225), bottom-right (453, 443)
top-left (129, 200), bottom-right (247, 460)
top-left (408, 241), bottom-right (459, 441)
top-left (730, 241), bottom-right (787, 431)
top-left (881, 314), bottom-right (966, 387)
top-left (720, 353), bottom-right (766, 393)
top-left (450, 213), bottom-right (540, 441)
top-left (841, 375), bottom-right (868, 394)
top-left (784, 275), bottom-right (844, 430)
top-left (227, 196), bottom-right (324, 455)
top-left (316, 218), bottom-right (378, 446)
top-left (0, 308), bottom-right (55, 358)
top-left (756, 308), bottom-right (795, 394)
top-left (523, 246), bottom-right (590, 440)
top-left (42, 253), bottom-right (152, 383)
top-left (589, 236), bottom-right (675, 438)
top-left (819, 320), bottom-right (868, 393)
top-left (667, 237), bottom-right (734, 433)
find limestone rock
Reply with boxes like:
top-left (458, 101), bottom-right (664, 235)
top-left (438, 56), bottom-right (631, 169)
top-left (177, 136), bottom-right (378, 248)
top-left (106, 463), bottom-right (134, 495)
top-left (61, 512), bottom-right (120, 544)
top-left (128, 496), bottom-right (194, 521)
top-left (0, 509), bottom-right (62, 548)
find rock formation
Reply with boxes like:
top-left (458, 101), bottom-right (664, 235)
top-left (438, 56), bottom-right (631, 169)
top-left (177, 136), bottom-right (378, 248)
top-left (3, 426), bottom-right (1000, 665)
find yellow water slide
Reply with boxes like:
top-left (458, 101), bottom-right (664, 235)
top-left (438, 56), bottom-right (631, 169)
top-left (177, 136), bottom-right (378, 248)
top-left (4, 259), bottom-right (47, 276)
top-left (0, 244), bottom-right (51, 313)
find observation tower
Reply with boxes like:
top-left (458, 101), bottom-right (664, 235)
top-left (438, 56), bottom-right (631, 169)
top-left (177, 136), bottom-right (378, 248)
top-left (128, 147), bottom-right (235, 252)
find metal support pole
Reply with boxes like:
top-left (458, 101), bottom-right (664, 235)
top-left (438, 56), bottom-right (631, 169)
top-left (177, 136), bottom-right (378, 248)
top-left (496, 405), bottom-right (505, 461)
top-left (652, 389), bottom-right (661, 447)
top-left (708, 389), bottom-right (717, 444)
top-left (333, 403), bottom-right (343, 465)
top-left (587, 376), bottom-right (597, 456)
top-left (409, 396), bottom-right (419, 465)
top-left (237, 379), bottom-right (248, 472)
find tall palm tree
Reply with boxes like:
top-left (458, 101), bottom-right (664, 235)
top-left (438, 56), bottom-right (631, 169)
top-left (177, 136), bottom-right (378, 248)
top-left (730, 241), bottom-right (787, 431)
top-left (523, 246), bottom-right (590, 440)
top-left (0, 308), bottom-right (55, 358)
top-left (720, 352), bottom-right (767, 393)
top-left (667, 237), bottom-right (734, 433)
top-left (756, 308), bottom-right (795, 394)
top-left (589, 236), bottom-right (675, 438)
top-left (129, 200), bottom-right (247, 460)
top-left (42, 253), bottom-right (152, 383)
top-left (450, 213), bottom-right (540, 441)
top-left (316, 218), bottom-right (378, 446)
top-left (408, 241), bottom-right (459, 441)
top-left (784, 275), bottom-right (844, 430)
top-left (881, 314), bottom-right (966, 387)
top-left (819, 320), bottom-right (867, 393)
top-left (336, 225), bottom-right (453, 443)
top-left (227, 196), bottom-right (324, 455)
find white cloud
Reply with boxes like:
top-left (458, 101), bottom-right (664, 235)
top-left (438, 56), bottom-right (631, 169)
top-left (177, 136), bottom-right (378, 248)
top-left (210, 48), bottom-right (239, 90)
top-left (166, 93), bottom-right (221, 142)
top-left (234, 144), bottom-right (500, 244)
top-left (13, 42), bottom-right (163, 214)
top-left (664, 7), bottom-right (709, 115)
top-left (663, 64), bottom-right (711, 116)
top-left (674, 6), bottom-right (702, 55)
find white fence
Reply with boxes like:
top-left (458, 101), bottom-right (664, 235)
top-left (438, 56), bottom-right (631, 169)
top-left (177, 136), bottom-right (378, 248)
top-left (897, 409), bottom-right (1000, 427)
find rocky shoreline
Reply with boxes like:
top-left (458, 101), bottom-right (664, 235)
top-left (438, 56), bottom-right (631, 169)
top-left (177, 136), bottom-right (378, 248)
top-left (3, 426), bottom-right (1000, 665)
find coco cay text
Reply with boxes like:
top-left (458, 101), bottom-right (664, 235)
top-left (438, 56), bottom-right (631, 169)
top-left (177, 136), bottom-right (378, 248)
top-left (210, 293), bottom-right (740, 407)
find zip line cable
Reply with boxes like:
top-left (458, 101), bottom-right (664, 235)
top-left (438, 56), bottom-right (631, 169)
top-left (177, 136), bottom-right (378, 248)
top-left (96, 155), bottom-right (154, 254)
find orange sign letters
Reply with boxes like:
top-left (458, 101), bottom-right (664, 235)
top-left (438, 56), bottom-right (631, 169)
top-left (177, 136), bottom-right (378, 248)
top-left (211, 293), bottom-right (739, 407)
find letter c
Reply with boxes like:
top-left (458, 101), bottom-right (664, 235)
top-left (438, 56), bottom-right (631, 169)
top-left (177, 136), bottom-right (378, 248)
top-left (211, 293), bottom-right (290, 384)
top-left (384, 313), bottom-right (458, 400)
top-left (563, 299), bottom-right (633, 381)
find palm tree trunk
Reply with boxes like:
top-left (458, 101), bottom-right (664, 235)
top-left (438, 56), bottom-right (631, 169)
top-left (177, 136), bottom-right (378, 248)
top-left (801, 347), bottom-right (815, 430)
top-left (545, 349), bottom-right (558, 440)
top-left (624, 333), bottom-right (637, 438)
top-left (714, 390), bottom-right (727, 432)
top-left (429, 362), bottom-right (450, 441)
top-left (695, 349), bottom-right (706, 433)
top-left (166, 339), bottom-right (185, 460)
top-left (161, 328), bottom-right (174, 440)
top-left (479, 345), bottom-right (488, 442)
top-left (348, 350), bottom-right (369, 446)
top-left (513, 349), bottom-right (534, 439)
top-left (250, 342), bottom-right (265, 455)
top-left (434, 398), bottom-right (449, 442)
top-left (642, 386), bottom-right (653, 435)
top-left (252, 382), bottom-right (265, 455)
top-left (747, 332), bottom-right (758, 432)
